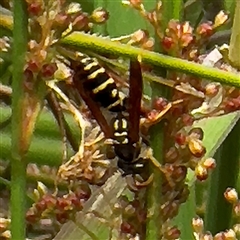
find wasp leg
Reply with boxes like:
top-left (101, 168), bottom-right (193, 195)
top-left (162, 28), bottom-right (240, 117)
top-left (144, 148), bottom-right (175, 188)
top-left (133, 173), bottom-right (154, 188)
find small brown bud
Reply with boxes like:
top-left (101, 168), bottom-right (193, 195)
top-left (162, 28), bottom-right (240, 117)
top-left (91, 8), bottom-right (109, 24)
top-left (195, 164), bottom-right (208, 181)
top-left (205, 83), bottom-right (219, 97)
top-left (233, 201), bottom-right (240, 216)
top-left (188, 138), bottom-right (206, 158)
top-left (196, 22), bottom-right (213, 37)
top-left (233, 224), bottom-right (240, 237)
top-left (164, 226), bottom-right (181, 239)
top-left (189, 127), bottom-right (204, 140)
top-left (192, 217), bottom-right (204, 234)
top-left (224, 229), bottom-right (236, 240)
top-left (202, 232), bottom-right (213, 240)
top-left (27, 1), bottom-right (43, 16)
top-left (214, 11), bottom-right (228, 28)
top-left (224, 188), bottom-right (238, 204)
top-left (41, 63), bottom-right (57, 78)
top-left (202, 158), bottom-right (216, 170)
top-left (72, 13), bottom-right (90, 31)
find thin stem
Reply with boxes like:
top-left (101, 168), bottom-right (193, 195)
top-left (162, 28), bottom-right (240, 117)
top-left (11, 0), bottom-right (28, 239)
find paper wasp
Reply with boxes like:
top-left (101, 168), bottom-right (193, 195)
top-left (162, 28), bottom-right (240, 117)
top-left (69, 52), bottom-right (148, 175)
top-left (68, 52), bottom-right (177, 181)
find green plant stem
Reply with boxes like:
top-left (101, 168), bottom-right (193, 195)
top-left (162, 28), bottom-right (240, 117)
top-left (10, 160), bottom-right (27, 239)
top-left (61, 32), bottom-right (240, 88)
top-left (204, 119), bottom-right (240, 234)
top-left (1, 12), bottom-right (240, 88)
top-left (145, 80), bottom-right (167, 239)
top-left (11, 1), bottom-right (28, 239)
top-left (146, 122), bottom-right (164, 239)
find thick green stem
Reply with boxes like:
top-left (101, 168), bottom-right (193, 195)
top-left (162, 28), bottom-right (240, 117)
top-left (60, 32), bottom-right (240, 88)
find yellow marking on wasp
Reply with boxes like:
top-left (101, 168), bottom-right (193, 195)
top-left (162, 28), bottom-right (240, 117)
top-left (111, 89), bottom-right (118, 98)
top-left (121, 118), bottom-right (128, 129)
top-left (113, 119), bottom-right (119, 130)
top-left (92, 78), bottom-right (114, 94)
top-left (88, 67), bottom-right (105, 80)
top-left (83, 61), bottom-right (99, 70)
top-left (107, 99), bottom-right (121, 109)
top-left (114, 132), bottom-right (128, 137)
top-left (107, 92), bottom-right (126, 110)
top-left (81, 57), bottom-right (92, 64)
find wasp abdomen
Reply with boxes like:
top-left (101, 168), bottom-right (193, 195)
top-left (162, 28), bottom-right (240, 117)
top-left (71, 55), bottom-right (126, 112)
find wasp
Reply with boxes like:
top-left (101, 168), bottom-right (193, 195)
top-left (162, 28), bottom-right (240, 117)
top-left (69, 52), bottom-right (175, 181)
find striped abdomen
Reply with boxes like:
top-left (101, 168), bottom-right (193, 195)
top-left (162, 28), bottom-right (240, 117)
top-left (71, 55), bottom-right (126, 112)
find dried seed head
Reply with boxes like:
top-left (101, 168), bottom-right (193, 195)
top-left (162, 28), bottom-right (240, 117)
top-left (201, 232), bottom-right (213, 240)
top-left (224, 188), bottom-right (238, 204)
top-left (152, 97), bottom-right (168, 111)
top-left (142, 38), bottom-right (154, 50)
top-left (188, 127), bottom-right (204, 140)
top-left (120, 221), bottom-right (135, 235)
top-left (165, 146), bottom-right (179, 163)
top-left (91, 8), bottom-right (109, 24)
top-left (27, 0), bottom-right (44, 16)
top-left (1, 230), bottom-right (11, 239)
top-left (202, 158), bottom-right (216, 170)
top-left (127, 0), bottom-right (144, 11)
top-left (181, 114), bottom-right (194, 126)
top-left (188, 138), bottom-right (206, 158)
top-left (27, 59), bottom-right (41, 72)
top-left (205, 83), bottom-right (220, 97)
top-left (175, 132), bottom-right (187, 146)
top-left (131, 29), bottom-right (149, 44)
top-left (162, 36), bottom-right (174, 50)
top-left (23, 69), bottom-right (34, 91)
top-left (56, 212), bottom-right (70, 224)
top-left (196, 22), bottom-right (213, 37)
top-left (164, 20), bottom-right (194, 50)
top-left (214, 11), bottom-right (228, 28)
top-left (233, 202), bottom-right (240, 217)
top-left (224, 228), bottom-right (236, 240)
top-left (195, 164), bottom-right (208, 181)
top-left (53, 12), bottom-right (70, 30)
top-left (72, 13), bottom-right (90, 31)
top-left (224, 97), bottom-right (240, 112)
top-left (0, 217), bottom-right (11, 232)
top-left (180, 22), bottom-right (194, 47)
top-left (0, 37), bottom-right (10, 52)
top-left (192, 217), bottom-right (204, 234)
top-left (214, 231), bottom-right (225, 239)
top-left (163, 226), bottom-right (181, 239)
top-left (41, 62), bottom-right (58, 78)
top-left (146, 10), bottom-right (160, 25)
top-left (233, 224), bottom-right (240, 236)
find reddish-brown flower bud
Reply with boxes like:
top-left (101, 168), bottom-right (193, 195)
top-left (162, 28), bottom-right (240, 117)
top-left (41, 63), bottom-right (57, 78)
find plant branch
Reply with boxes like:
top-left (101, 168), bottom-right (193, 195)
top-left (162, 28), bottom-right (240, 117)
top-left (60, 32), bottom-right (240, 88)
